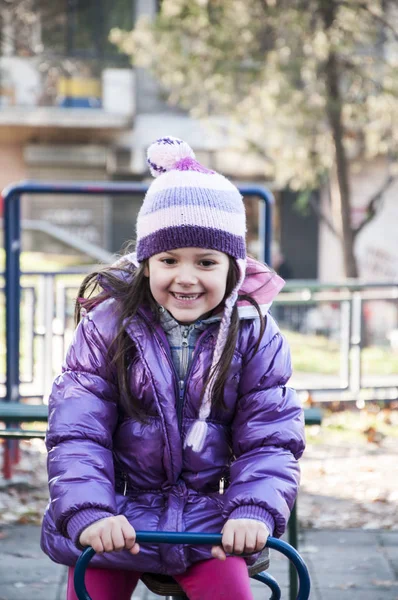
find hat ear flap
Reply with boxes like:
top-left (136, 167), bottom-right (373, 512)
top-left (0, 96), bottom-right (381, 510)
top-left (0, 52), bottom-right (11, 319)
top-left (185, 258), bottom-right (246, 453)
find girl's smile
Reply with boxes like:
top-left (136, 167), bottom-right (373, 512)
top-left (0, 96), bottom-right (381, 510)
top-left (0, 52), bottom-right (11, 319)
top-left (145, 248), bottom-right (230, 323)
top-left (170, 292), bottom-right (205, 302)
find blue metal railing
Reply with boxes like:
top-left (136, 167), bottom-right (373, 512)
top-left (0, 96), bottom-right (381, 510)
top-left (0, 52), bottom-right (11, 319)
top-left (73, 532), bottom-right (310, 600)
top-left (2, 180), bottom-right (273, 408)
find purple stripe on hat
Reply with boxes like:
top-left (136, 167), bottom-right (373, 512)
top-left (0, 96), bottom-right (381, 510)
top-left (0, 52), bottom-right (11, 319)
top-left (156, 137), bottom-right (183, 145)
top-left (136, 226), bottom-right (246, 262)
top-left (140, 188), bottom-right (245, 216)
top-left (147, 158), bottom-right (167, 175)
top-left (174, 157), bottom-right (215, 174)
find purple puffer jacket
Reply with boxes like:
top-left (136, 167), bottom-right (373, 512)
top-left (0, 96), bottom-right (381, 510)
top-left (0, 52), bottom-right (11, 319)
top-left (41, 260), bottom-right (305, 574)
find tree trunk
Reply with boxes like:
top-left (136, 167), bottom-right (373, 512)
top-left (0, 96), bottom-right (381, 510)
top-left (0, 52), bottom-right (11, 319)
top-left (319, 0), bottom-right (359, 278)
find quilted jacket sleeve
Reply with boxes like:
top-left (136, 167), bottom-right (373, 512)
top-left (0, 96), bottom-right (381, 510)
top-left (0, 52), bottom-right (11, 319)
top-left (46, 308), bottom-right (120, 544)
top-left (222, 315), bottom-right (305, 537)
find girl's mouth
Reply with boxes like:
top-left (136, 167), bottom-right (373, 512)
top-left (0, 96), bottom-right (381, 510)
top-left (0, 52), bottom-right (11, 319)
top-left (171, 292), bottom-right (203, 301)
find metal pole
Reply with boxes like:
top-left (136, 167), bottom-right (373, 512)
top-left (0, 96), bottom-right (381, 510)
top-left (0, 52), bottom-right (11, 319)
top-left (3, 190), bottom-right (21, 478)
top-left (351, 292), bottom-right (363, 401)
top-left (288, 502), bottom-right (299, 600)
top-left (239, 186), bottom-right (274, 265)
top-left (4, 191), bottom-right (21, 404)
top-left (340, 299), bottom-right (351, 387)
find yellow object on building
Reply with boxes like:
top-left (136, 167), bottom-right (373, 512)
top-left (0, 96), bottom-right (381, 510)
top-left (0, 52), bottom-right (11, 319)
top-left (58, 77), bottom-right (101, 98)
top-left (57, 77), bottom-right (102, 108)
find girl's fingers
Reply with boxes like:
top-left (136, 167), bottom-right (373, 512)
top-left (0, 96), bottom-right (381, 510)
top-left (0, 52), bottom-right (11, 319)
top-left (111, 524), bottom-right (126, 551)
top-left (243, 528), bottom-right (257, 554)
top-left (212, 523), bottom-right (227, 560)
top-left (222, 526), bottom-right (235, 555)
top-left (100, 526), bottom-right (114, 553)
top-left (129, 543), bottom-right (140, 555)
top-left (211, 545), bottom-right (227, 561)
top-left (120, 519), bottom-right (140, 554)
top-left (221, 520), bottom-right (269, 555)
top-left (120, 520), bottom-right (136, 549)
top-left (90, 536), bottom-right (105, 554)
top-left (232, 528), bottom-right (246, 555)
top-left (256, 528), bottom-right (269, 552)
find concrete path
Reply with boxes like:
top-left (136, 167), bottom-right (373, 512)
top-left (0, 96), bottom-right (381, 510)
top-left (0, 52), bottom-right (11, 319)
top-left (0, 525), bottom-right (397, 599)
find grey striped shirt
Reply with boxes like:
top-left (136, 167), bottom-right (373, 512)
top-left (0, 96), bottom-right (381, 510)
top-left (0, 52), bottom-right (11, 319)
top-left (158, 306), bottom-right (217, 381)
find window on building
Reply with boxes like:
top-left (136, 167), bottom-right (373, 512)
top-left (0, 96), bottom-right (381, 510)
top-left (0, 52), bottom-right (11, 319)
top-left (40, 0), bottom-right (133, 62)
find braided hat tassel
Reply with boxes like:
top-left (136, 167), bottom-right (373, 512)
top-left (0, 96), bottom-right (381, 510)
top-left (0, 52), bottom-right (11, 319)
top-left (185, 258), bottom-right (246, 452)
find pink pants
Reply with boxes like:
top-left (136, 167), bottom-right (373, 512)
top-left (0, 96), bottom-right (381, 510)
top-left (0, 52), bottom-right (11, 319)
top-left (67, 556), bottom-right (253, 600)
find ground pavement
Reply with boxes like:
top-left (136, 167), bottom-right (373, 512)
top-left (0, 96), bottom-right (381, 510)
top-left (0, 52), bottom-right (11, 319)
top-left (0, 525), bottom-right (397, 600)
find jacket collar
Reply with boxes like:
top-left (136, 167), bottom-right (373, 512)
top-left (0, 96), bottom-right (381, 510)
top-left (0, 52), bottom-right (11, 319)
top-left (158, 305), bottom-right (221, 331)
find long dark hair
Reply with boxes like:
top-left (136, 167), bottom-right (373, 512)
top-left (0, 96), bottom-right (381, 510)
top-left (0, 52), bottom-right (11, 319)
top-left (75, 250), bottom-right (265, 419)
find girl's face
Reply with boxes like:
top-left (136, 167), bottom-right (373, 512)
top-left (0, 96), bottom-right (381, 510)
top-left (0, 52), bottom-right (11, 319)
top-left (145, 247), bottom-right (230, 323)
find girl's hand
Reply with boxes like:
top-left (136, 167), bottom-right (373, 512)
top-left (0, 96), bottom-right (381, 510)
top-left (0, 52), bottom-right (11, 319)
top-left (211, 518), bottom-right (269, 561)
top-left (79, 515), bottom-right (140, 555)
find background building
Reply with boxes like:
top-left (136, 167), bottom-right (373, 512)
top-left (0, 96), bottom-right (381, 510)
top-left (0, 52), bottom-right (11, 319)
top-left (0, 0), bottom-right (134, 254)
top-left (5, 0), bottom-right (395, 283)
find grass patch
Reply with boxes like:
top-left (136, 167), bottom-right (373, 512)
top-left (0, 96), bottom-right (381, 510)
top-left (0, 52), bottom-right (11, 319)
top-left (305, 407), bottom-right (398, 446)
top-left (283, 330), bottom-right (398, 376)
top-left (362, 346), bottom-right (398, 376)
top-left (283, 330), bottom-right (340, 374)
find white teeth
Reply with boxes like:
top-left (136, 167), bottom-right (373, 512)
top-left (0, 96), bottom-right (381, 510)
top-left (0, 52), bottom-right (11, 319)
top-left (173, 293), bottom-right (199, 300)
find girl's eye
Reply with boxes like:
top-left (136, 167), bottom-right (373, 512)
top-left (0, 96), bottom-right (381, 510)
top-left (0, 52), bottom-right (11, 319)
top-left (161, 258), bottom-right (177, 265)
top-left (199, 260), bottom-right (215, 267)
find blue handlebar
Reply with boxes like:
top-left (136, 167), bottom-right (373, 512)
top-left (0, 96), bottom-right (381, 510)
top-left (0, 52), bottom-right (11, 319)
top-left (74, 532), bottom-right (310, 600)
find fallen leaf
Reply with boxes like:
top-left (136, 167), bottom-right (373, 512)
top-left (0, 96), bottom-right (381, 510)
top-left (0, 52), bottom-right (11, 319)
top-left (372, 580), bottom-right (398, 588)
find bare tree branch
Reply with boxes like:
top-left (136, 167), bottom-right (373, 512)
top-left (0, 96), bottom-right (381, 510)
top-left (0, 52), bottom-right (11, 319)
top-left (353, 173), bottom-right (397, 238)
top-left (244, 139), bottom-right (276, 167)
top-left (308, 192), bottom-right (343, 241)
top-left (336, 0), bottom-right (398, 40)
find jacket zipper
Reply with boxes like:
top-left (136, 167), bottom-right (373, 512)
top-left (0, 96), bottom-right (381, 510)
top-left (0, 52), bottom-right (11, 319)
top-left (180, 326), bottom-right (191, 376)
top-left (133, 311), bottom-right (214, 433)
top-left (177, 326), bottom-right (192, 430)
top-left (146, 318), bottom-right (212, 432)
top-left (158, 327), bottom-right (213, 431)
top-left (178, 380), bottom-right (185, 430)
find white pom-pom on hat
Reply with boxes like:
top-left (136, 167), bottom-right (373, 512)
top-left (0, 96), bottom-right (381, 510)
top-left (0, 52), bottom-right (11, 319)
top-left (147, 136), bottom-right (196, 178)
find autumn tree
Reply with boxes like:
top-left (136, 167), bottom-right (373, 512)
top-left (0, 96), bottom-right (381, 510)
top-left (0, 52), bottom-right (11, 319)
top-left (113, 0), bottom-right (398, 277)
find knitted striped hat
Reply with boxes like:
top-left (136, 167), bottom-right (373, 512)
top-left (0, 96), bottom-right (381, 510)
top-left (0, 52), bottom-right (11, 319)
top-left (136, 136), bottom-right (247, 452)
top-left (136, 136), bottom-right (246, 262)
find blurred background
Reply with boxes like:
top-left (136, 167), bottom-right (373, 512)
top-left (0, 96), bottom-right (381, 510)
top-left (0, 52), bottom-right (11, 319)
top-left (0, 1), bottom-right (398, 595)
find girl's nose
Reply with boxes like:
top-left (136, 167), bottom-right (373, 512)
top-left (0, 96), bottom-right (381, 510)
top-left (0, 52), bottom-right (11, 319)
top-left (175, 267), bottom-right (198, 285)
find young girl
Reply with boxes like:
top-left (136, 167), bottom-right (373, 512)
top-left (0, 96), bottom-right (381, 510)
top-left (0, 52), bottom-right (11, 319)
top-left (41, 136), bottom-right (305, 600)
